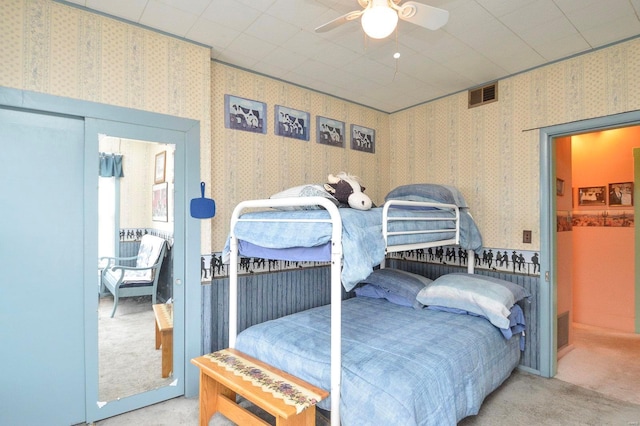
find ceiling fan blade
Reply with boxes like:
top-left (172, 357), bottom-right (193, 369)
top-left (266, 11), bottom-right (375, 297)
top-left (315, 10), bottom-right (363, 33)
top-left (398, 1), bottom-right (449, 31)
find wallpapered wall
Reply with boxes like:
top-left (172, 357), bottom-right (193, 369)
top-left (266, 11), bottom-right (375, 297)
top-left (390, 38), bottom-right (640, 251)
top-left (4, 0), bottom-right (640, 255)
top-left (209, 62), bottom-right (390, 250)
top-left (0, 0), bottom-right (213, 251)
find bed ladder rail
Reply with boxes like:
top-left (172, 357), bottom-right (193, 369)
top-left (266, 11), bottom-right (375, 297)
top-left (381, 200), bottom-right (475, 273)
top-left (228, 196), bottom-right (344, 426)
top-left (382, 200), bottom-right (460, 250)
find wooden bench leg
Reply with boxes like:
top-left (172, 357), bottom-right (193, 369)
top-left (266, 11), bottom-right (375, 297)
top-left (155, 320), bottom-right (161, 350)
top-left (192, 351), bottom-right (327, 426)
top-left (275, 406), bottom-right (316, 426)
top-left (199, 371), bottom-right (236, 426)
top-left (160, 329), bottom-right (173, 378)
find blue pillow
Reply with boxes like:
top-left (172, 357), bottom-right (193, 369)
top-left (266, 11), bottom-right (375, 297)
top-left (356, 268), bottom-right (432, 309)
top-left (416, 273), bottom-right (530, 329)
top-left (428, 303), bottom-right (527, 349)
top-left (385, 184), bottom-right (469, 208)
top-left (355, 284), bottom-right (414, 307)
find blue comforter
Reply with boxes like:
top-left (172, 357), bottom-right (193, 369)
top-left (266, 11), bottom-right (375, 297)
top-left (235, 297), bottom-right (521, 425)
top-left (224, 207), bottom-right (482, 291)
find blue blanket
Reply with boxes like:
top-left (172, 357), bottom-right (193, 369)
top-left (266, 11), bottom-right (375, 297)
top-left (224, 206), bottom-right (483, 291)
top-left (224, 208), bottom-right (385, 291)
top-left (235, 297), bottom-right (521, 425)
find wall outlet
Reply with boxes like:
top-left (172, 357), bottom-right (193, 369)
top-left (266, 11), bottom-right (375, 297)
top-left (523, 230), bottom-right (532, 244)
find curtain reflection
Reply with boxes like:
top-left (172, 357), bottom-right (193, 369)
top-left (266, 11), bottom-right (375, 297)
top-left (99, 152), bottom-right (124, 178)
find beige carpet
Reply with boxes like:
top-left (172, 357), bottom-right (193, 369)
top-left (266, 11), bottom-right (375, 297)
top-left (98, 296), bottom-right (173, 402)
top-left (94, 368), bottom-right (640, 425)
top-left (94, 320), bottom-right (640, 425)
top-left (460, 324), bottom-right (640, 425)
top-left (555, 322), bottom-right (640, 406)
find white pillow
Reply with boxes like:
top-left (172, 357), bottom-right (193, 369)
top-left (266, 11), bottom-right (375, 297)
top-left (416, 273), bottom-right (529, 329)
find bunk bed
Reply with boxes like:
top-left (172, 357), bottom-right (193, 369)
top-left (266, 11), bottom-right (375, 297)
top-left (223, 186), bottom-right (525, 425)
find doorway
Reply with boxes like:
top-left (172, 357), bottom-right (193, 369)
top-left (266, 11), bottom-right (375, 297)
top-left (552, 126), bottom-right (640, 403)
top-left (540, 110), bottom-right (640, 379)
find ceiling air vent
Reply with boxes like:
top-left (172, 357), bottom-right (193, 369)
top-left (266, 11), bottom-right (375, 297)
top-left (468, 83), bottom-right (498, 108)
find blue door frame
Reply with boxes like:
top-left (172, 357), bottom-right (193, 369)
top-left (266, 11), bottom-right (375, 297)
top-left (539, 110), bottom-right (640, 378)
top-left (0, 86), bottom-right (202, 423)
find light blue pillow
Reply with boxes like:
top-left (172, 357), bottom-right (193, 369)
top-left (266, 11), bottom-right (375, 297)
top-left (270, 184), bottom-right (339, 210)
top-left (355, 284), bottom-right (413, 307)
top-left (416, 273), bottom-right (530, 329)
top-left (357, 268), bottom-right (433, 309)
top-left (385, 184), bottom-right (469, 208)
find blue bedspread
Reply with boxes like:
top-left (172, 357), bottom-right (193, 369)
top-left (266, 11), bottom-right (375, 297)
top-left (235, 297), bottom-right (521, 425)
top-left (224, 206), bottom-right (483, 291)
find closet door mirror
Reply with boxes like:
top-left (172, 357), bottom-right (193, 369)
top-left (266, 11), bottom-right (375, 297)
top-left (97, 135), bottom-right (175, 402)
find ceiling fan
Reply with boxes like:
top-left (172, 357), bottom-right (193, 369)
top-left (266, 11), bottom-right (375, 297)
top-left (315, 0), bottom-right (449, 40)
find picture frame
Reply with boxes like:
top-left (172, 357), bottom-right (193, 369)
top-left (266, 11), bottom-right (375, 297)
top-left (350, 124), bottom-right (375, 153)
top-left (608, 182), bottom-right (633, 206)
top-left (556, 210), bottom-right (572, 232)
top-left (152, 182), bottom-right (168, 222)
top-left (154, 151), bottom-right (166, 184)
top-left (556, 178), bottom-right (564, 196)
top-left (316, 116), bottom-right (345, 147)
top-left (224, 94), bottom-right (267, 134)
top-left (274, 105), bottom-right (310, 141)
top-left (578, 186), bottom-right (606, 206)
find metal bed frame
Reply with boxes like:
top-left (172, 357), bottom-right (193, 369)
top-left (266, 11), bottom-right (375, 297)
top-left (226, 196), bottom-right (474, 426)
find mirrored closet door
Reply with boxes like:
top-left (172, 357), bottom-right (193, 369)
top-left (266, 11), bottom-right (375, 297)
top-left (97, 136), bottom-right (176, 402)
top-left (86, 118), bottom-right (187, 423)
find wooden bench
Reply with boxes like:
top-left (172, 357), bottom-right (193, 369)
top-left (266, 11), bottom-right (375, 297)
top-left (191, 348), bottom-right (329, 426)
top-left (152, 303), bottom-right (173, 378)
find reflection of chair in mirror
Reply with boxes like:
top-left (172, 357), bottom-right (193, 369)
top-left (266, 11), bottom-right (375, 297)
top-left (100, 234), bottom-right (167, 318)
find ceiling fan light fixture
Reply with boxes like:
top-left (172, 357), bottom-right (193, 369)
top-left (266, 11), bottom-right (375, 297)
top-left (361, 1), bottom-right (398, 39)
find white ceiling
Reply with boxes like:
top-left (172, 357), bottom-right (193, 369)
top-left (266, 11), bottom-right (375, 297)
top-left (65, 0), bottom-right (640, 113)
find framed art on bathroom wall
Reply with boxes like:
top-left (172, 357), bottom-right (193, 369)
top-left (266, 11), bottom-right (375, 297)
top-left (578, 186), bottom-right (605, 206)
top-left (608, 182), bottom-right (633, 206)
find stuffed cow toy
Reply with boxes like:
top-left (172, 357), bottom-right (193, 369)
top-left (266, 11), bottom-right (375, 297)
top-left (324, 172), bottom-right (372, 210)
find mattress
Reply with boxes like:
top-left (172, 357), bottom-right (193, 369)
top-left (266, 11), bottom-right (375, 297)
top-left (235, 297), bottom-right (521, 425)
top-left (225, 206), bottom-right (482, 291)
